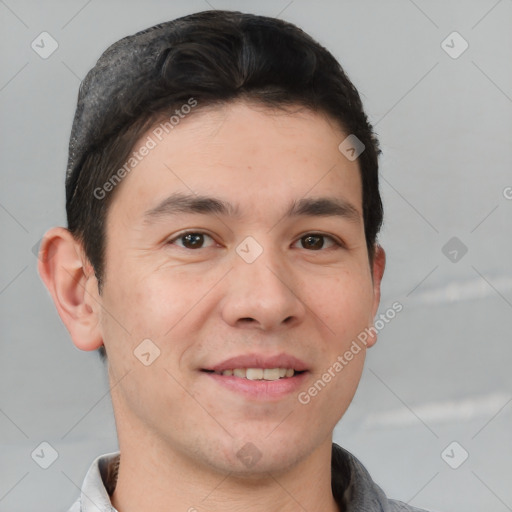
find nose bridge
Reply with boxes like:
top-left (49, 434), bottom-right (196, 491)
top-left (236, 240), bottom-right (291, 302)
top-left (221, 238), bottom-right (305, 330)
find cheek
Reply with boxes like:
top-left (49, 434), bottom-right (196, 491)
top-left (300, 273), bottom-right (372, 422)
top-left (104, 269), bottom-right (175, 333)
top-left (101, 268), bottom-right (215, 363)
top-left (100, 272), bottom-right (200, 425)
top-left (307, 269), bottom-right (374, 342)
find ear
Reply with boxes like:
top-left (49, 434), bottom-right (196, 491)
top-left (37, 227), bottom-right (103, 351)
top-left (365, 244), bottom-right (386, 348)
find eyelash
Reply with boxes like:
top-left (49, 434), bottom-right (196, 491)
top-left (167, 231), bottom-right (345, 251)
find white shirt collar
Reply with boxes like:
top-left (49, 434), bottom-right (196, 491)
top-left (67, 451), bottom-right (120, 512)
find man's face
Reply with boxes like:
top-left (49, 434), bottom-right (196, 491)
top-left (97, 100), bottom-right (383, 474)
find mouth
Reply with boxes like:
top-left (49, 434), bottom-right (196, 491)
top-left (200, 353), bottom-right (309, 400)
top-left (201, 368), bottom-right (306, 380)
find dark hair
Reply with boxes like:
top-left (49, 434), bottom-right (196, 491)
top-left (64, 10), bottom-right (383, 363)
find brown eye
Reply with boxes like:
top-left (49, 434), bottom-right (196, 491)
top-left (301, 235), bottom-right (325, 250)
top-left (295, 233), bottom-right (340, 251)
top-left (182, 233), bottom-right (204, 249)
top-left (170, 232), bottom-right (215, 249)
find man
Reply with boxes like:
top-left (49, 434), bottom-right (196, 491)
top-left (39, 9), bottom-right (431, 512)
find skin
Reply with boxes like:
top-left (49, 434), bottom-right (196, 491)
top-left (39, 100), bottom-right (385, 512)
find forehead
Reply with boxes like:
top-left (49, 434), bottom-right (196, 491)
top-left (107, 100), bottom-right (363, 223)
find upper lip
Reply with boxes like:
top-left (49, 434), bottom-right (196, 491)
top-left (203, 353), bottom-right (309, 373)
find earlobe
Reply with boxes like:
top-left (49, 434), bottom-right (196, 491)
top-left (366, 245), bottom-right (386, 348)
top-left (38, 227), bottom-right (104, 352)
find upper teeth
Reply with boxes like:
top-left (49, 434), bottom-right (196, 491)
top-left (218, 368), bottom-right (295, 380)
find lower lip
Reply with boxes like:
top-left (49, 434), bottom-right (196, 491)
top-left (203, 371), bottom-right (308, 400)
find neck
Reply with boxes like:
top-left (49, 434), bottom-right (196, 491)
top-left (110, 411), bottom-right (340, 512)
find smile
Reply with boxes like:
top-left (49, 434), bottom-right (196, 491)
top-left (203, 368), bottom-right (303, 380)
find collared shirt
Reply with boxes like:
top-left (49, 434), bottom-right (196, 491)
top-left (67, 443), bottom-right (432, 512)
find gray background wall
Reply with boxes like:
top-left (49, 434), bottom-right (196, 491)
top-left (1, 1), bottom-right (511, 511)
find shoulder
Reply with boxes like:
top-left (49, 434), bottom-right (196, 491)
top-left (331, 443), bottom-right (436, 512)
top-left (388, 500), bottom-right (436, 511)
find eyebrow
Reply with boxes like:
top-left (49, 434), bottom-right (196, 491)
top-left (143, 192), bottom-right (361, 224)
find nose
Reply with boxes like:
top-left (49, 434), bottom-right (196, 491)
top-left (219, 246), bottom-right (306, 332)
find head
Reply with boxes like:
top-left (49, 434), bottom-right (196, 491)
top-left (40, 10), bottom-right (385, 476)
